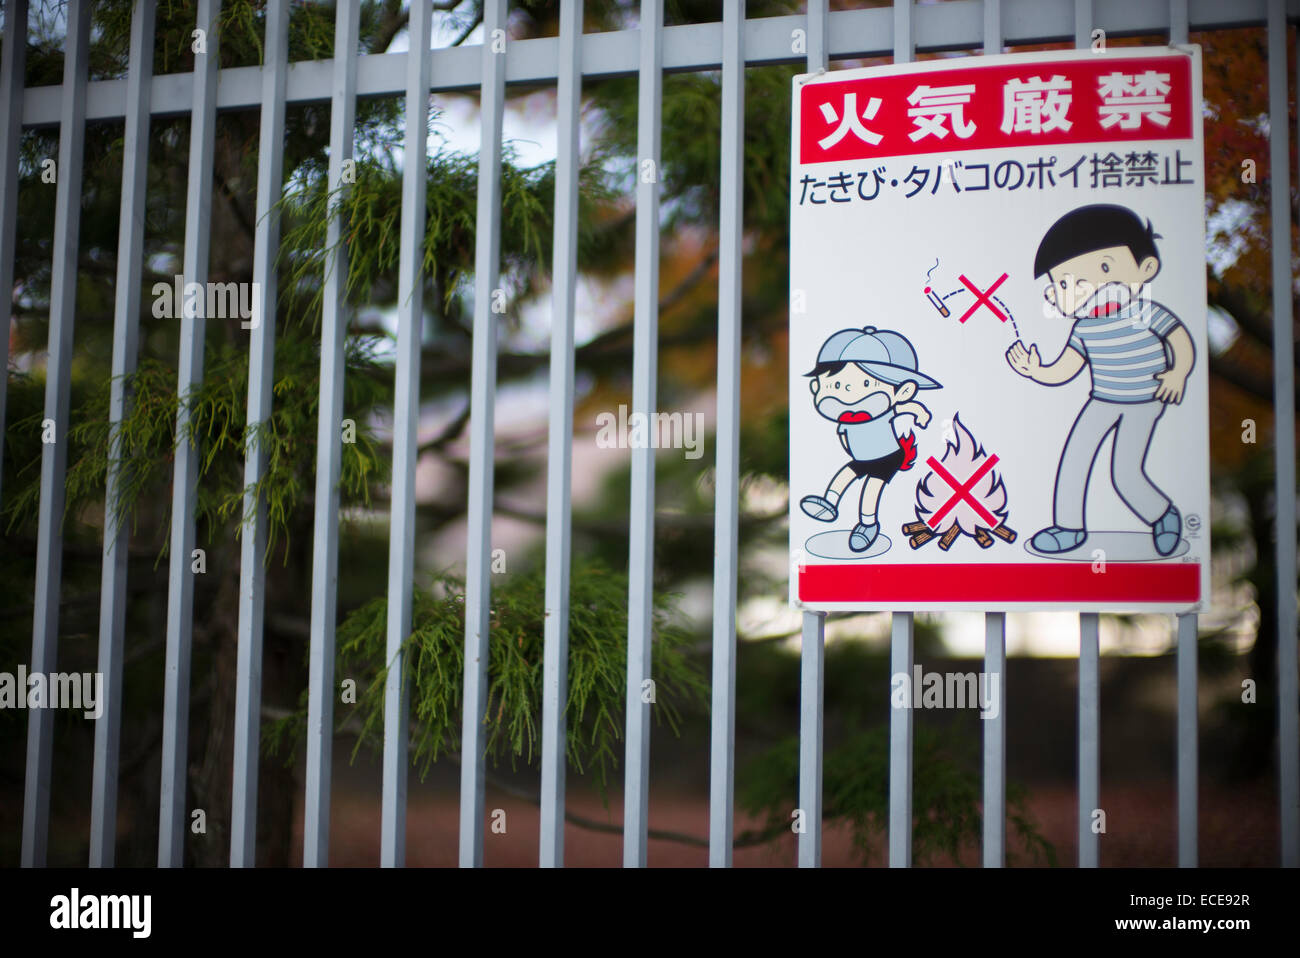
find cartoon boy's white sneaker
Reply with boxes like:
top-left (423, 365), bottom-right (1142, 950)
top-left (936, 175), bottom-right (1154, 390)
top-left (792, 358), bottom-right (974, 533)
top-left (1151, 505), bottom-right (1181, 557)
top-left (1031, 526), bottom-right (1087, 553)
top-left (849, 521), bottom-right (880, 552)
top-left (800, 494), bottom-right (839, 522)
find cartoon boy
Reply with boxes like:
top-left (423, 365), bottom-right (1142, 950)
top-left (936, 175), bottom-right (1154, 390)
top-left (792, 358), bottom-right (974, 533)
top-left (800, 327), bottom-right (941, 552)
top-left (1005, 204), bottom-right (1195, 557)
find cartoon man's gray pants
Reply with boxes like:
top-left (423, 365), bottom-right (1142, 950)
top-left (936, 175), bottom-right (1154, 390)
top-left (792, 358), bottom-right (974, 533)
top-left (1053, 398), bottom-right (1170, 529)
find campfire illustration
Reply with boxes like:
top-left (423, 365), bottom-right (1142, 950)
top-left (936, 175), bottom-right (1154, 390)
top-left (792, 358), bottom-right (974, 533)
top-left (904, 414), bottom-right (1018, 550)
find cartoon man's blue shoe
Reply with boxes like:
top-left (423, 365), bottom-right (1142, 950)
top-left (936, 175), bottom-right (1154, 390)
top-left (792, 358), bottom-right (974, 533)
top-left (1152, 505), bottom-right (1181, 557)
top-left (1030, 526), bottom-right (1087, 553)
top-left (849, 521), bottom-right (880, 553)
top-left (800, 494), bottom-right (839, 522)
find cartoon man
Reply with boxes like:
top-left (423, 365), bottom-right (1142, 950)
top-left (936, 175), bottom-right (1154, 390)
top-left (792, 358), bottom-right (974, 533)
top-left (800, 326), bottom-right (941, 552)
top-left (1005, 203), bottom-right (1195, 557)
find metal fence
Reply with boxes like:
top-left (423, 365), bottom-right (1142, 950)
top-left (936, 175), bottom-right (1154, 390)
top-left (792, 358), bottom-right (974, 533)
top-left (2, 0), bottom-right (1296, 868)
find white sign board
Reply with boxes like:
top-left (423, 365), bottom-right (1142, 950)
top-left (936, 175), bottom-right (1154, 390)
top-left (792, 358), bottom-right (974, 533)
top-left (789, 47), bottom-right (1209, 612)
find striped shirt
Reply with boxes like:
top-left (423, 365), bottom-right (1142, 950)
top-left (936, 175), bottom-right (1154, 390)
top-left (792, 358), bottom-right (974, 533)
top-left (1067, 299), bottom-right (1180, 403)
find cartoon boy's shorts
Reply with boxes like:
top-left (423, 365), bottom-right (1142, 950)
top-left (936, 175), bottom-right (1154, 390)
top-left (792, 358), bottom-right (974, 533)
top-left (847, 448), bottom-right (906, 482)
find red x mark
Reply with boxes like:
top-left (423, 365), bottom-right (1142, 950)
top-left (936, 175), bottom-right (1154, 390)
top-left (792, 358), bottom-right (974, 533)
top-left (925, 453), bottom-right (1001, 529)
top-left (957, 273), bottom-right (1009, 324)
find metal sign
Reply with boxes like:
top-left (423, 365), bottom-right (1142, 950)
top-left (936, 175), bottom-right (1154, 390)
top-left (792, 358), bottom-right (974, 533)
top-left (789, 47), bottom-right (1209, 612)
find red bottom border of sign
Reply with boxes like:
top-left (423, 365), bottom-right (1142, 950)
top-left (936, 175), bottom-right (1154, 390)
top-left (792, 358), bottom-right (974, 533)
top-left (798, 563), bottom-right (1200, 603)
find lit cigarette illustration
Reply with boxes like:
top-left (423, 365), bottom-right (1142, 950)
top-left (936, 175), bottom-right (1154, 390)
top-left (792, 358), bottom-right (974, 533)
top-left (924, 286), bottom-right (950, 317)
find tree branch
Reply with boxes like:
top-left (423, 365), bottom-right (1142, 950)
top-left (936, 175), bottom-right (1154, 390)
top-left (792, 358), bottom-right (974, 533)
top-left (1210, 281), bottom-right (1300, 366)
top-left (1209, 350), bottom-right (1299, 410)
top-left (421, 247), bottom-right (722, 382)
top-left (371, 1), bottom-right (477, 55)
top-left (274, 704), bottom-right (789, 852)
top-left (449, 10), bottom-right (484, 47)
top-left (417, 401), bottom-right (472, 454)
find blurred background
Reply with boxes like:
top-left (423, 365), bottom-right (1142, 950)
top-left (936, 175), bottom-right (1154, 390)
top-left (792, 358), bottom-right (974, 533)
top-left (0, 0), bottom-right (1294, 866)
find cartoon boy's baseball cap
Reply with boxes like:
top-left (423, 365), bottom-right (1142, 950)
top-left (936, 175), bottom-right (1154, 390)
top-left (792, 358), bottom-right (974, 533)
top-left (816, 326), bottom-right (941, 389)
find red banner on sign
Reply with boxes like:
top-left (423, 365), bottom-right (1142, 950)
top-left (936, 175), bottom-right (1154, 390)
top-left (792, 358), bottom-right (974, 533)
top-left (798, 562), bottom-right (1200, 604)
top-left (800, 55), bottom-right (1193, 165)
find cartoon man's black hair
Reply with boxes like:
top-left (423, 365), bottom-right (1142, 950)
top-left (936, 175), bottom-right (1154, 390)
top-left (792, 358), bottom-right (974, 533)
top-left (1033, 204), bottom-right (1162, 277)
top-left (804, 360), bottom-right (912, 384)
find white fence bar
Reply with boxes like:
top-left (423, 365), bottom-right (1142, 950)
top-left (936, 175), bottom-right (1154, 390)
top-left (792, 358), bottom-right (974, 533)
top-left (1072, 0), bottom-right (1102, 872)
top-left (894, 0), bottom-right (913, 58)
top-left (380, 0), bottom-right (432, 869)
top-left (1170, 0), bottom-right (1190, 43)
top-left (981, 0), bottom-right (1005, 871)
top-left (888, 613), bottom-right (914, 867)
top-left (798, 610), bottom-right (825, 867)
top-left (90, 0), bottom-right (155, 869)
top-left (708, 0), bottom-right (745, 870)
top-left (1169, 0), bottom-right (1200, 873)
top-left (303, 0), bottom-right (361, 870)
top-left (230, 0), bottom-right (289, 868)
top-left (1075, 0), bottom-right (1093, 47)
top-left (623, 0), bottom-right (664, 869)
top-left (10, 2), bottom-right (1287, 130)
top-left (797, 0), bottom-right (829, 872)
top-left (0, 0), bottom-right (27, 505)
top-left (159, 0), bottom-right (222, 869)
top-left (1078, 613), bottom-right (1100, 867)
top-left (983, 613), bottom-right (1007, 867)
top-left (1176, 612), bottom-right (1198, 865)
top-left (1268, 0), bottom-right (1300, 869)
top-left (460, 0), bottom-right (508, 870)
top-left (539, 0), bottom-right (584, 869)
top-left (984, 0), bottom-right (1002, 54)
top-left (887, 0), bottom-right (914, 872)
top-left (20, 0), bottom-right (90, 869)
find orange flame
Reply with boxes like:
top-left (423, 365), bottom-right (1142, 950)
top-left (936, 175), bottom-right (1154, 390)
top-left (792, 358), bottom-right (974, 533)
top-left (898, 431), bottom-right (918, 471)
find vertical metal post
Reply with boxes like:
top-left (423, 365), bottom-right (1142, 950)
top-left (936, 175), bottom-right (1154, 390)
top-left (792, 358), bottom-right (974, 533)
top-left (708, 0), bottom-right (745, 870)
top-left (230, 0), bottom-right (289, 868)
top-left (623, 0), bottom-right (663, 869)
top-left (983, 613), bottom-right (1006, 867)
top-left (1176, 612), bottom-right (1198, 866)
top-left (981, 0), bottom-right (1005, 871)
top-left (381, 0), bottom-right (432, 869)
top-left (983, 0), bottom-right (1001, 55)
top-left (460, 0), bottom-right (508, 869)
top-left (21, 0), bottom-right (90, 869)
top-left (1078, 613), bottom-right (1100, 867)
top-left (798, 610), bottom-right (825, 868)
top-left (0, 0), bottom-right (27, 505)
top-left (887, 0), bottom-right (914, 871)
top-left (1075, 0), bottom-right (1093, 50)
top-left (159, 0), bottom-right (222, 869)
top-left (90, 0), bottom-right (155, 869)
top-left (889, 612), bottom-right (913, 867)
top-left (303, 0), bottom-right (361, 869)
top-left (539, 0), bottom-right (584, 869)
top-left (1267, 0), bottom-right (1300, 869)
top-left (1168, 0), bottom-right (1200, 871)
top-left (1074, 0), bottom-right (1101, 872)
top-left (797, 0), bottom-right (829, 872)
top-left (893, 0), bottom-right (912, 59)
top-left (1169, 0), bottom-right (1189, 47)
